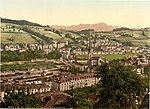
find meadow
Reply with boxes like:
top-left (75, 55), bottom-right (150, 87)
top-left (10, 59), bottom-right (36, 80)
top-left (78, 53), bottom-right (141, 61)
top-left (1, 33), bottom-right (38, 44)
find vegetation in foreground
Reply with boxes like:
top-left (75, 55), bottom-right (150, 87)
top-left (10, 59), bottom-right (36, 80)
top-left (1, 88), bottom-right (41, 108)
top-left (95, 61), bottom-right (148, 108)
top-left (58, 61), bottom-right (149, 108)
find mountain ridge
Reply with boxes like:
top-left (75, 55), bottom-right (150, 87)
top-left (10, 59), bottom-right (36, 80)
top-left (51, 22), bottom-right (118, 31)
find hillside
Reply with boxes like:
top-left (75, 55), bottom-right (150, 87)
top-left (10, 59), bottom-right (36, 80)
top-left (1, 18), bottom-right (150, 46)
top-left (1, 18), bottom-right (41, 26)
top-left (110, 28), bottom-right (150, 46)
top-left (51, 22), bottom-right (118, 32)
top-left (0, 19), bottom-right (81, 44)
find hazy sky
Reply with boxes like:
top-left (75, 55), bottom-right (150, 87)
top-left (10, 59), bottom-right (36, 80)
top-left (0, 0), bottom-right (150, 28)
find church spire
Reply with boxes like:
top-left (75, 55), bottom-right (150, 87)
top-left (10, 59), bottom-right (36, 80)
top-left (87, 32), bottom-right (92, 67)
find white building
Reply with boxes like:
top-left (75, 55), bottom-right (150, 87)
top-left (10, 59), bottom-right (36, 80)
top-left (52, 73), bottom-right (100, 91)
top-left (5, 83), bottom-right (51, 95)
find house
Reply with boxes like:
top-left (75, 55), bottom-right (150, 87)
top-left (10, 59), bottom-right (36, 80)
top-left (90, 57), bottom-right (104, 66)
top-left (73, 62), bottom-right (88, 71)
top-left (136, 64), bottom-right (149, 74)
top-left (40, 91), bottom-right (72, 108)
top-left (75, 58), bottom-right (87, 63)
top-left (4, 83), bottom-right (51, 95)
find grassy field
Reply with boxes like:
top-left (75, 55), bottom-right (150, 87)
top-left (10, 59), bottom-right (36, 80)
top-left (40, 31), bottom-right (62, 39)
top-left (126, 31), bottom-right (149, 39)
top-left (32, 28), bottom-right (62, 39)
top-left (114, 36), bottom-right (150, 46)
top-left (131, 39), bottom-right (150, 46)
top-left (63, 31), bottom-right (81, 38)
top-left (1, 33), bottom-right (38, 44)
top-left (31, 28), bottom-right (74, 42)
top-left (96, 32), bottom-right (112, 36)
top-left (78, 53), bottom-right (141, 61)
top-left (97, 53), bottom-right (141, 61)
top-left (1, 23), bottom-right (41, 44)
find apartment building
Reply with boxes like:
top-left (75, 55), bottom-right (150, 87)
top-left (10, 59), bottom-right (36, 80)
top-left (52, 72), bottom-right (100, 91)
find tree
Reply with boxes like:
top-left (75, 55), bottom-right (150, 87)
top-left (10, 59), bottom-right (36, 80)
top-left (22, 27), bottom-right (52, 43)
top-left (144, 64), bottom-right (150, 77)
top-left (140, 93), bottom-right (149, 108)
top-left (53, 30), bottom-right (62, 36)
top-left (142, 30), bottom-right (146, 36)
top-left (95, 61), bottom-right (148, 108)
top-left (46, 50), bottom-right (62, 59)
top-left (122, 41), bottom-right (133, 46)
top-left (62, 88), bottom-right (95, 108)
top-left (65, 34), bottom-right (72, 38)
top-left (3, 88), bottom-right (41, 108)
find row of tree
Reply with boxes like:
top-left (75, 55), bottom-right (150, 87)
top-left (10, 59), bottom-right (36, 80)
top-left (22, 27), bottom-right (52, 43)
top-left (1, 18), bottom-right (41, 26)
top-left (1, 62), bottom-right (55, 71)
top-left (1, 50), bottom-right (62, 62)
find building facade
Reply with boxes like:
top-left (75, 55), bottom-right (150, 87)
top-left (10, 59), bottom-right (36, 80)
top-left (52, 73), bottom-right (100, 91)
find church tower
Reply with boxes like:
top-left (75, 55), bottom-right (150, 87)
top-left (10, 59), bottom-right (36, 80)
top-left (87, 34), bottom-right (92, 67)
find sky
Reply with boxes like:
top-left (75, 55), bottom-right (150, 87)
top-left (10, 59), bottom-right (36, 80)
top-left (0, 0), bottom-right (150, 28)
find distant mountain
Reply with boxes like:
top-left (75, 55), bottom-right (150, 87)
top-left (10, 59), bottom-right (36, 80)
top-left (51, 22), bottom-right (118, 31)
top-left (1, 18), bottom-right (42, 26)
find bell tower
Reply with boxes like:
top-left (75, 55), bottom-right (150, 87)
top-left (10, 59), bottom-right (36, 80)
top-left (87, 33), bottom-right (92, 67)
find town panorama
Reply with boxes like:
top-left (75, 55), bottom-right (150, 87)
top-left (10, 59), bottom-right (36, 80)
top-left (0, 17), bottom-right (149, 108)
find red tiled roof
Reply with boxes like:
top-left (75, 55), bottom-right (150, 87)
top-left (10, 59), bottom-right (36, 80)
top-left (57, 73), bottom-right (96, 83)
top-left (43, 91), bottom-right (72, 108)
top-left (4, 83), bottom-right (50, 90)
top-left (138, 64), bottom-right (149, 68)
